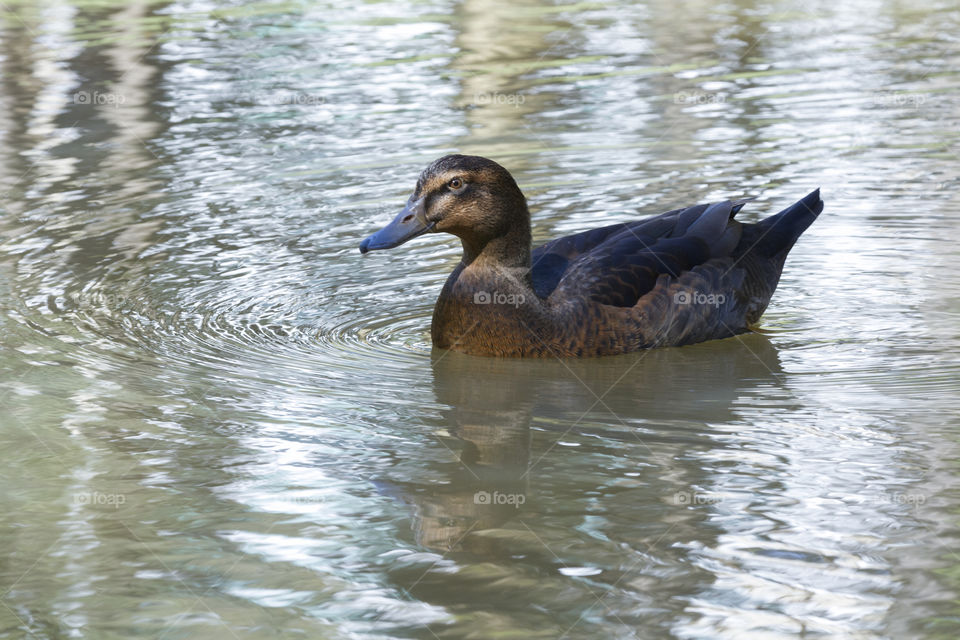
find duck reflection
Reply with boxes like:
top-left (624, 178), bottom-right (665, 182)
top-left (397, 332), bottom-right (786, 551)
top-left (409, 354), bottom-right (535, 551)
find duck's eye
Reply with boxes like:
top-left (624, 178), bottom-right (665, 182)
top-left (448, 177), bottom-right (464, 191)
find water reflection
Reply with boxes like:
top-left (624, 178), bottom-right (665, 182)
top-left (391, 334), bottom-right (785, 553)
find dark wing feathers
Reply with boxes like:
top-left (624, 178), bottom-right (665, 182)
top-left (634, 262), bottom-right (750, 347)
top-left (530, 221), bottom-right (637, 298)
top-left (531, 200), bottom-right (747, 306)
top-left (685, 202), bottom-right (733, 242)
top-left (669, 204), bottom-right (709, 237)
top-left (584, 236), bottom-right (712, 308)
top-left (530, 209), bottom-right (683, 298)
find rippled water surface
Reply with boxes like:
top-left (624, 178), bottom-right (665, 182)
top-left (2, 0), bottom-right (960, 638)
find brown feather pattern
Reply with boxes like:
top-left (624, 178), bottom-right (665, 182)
top-left (362, 155), bottom-right (823, 357)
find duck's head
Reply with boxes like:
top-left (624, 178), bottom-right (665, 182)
top-left (359, 155), bottom-right (529, 259)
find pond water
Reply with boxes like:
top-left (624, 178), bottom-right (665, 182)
top-left (1, 0), bottom-right (959, 638)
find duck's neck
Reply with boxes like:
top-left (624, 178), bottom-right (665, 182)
top-left (461, 222), bottom-right (532, 277)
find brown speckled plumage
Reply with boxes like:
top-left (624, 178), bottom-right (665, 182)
top-left (360, 155), bottom-right (823, 358)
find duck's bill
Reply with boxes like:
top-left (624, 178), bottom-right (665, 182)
top-left (359, 197), bottom-right (435, 253)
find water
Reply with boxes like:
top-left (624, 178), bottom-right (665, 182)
top-left (1, 0), bottom-right (959, 637)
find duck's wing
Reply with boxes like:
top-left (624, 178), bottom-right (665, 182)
top-left (531, 199), bottom-right (750, 303)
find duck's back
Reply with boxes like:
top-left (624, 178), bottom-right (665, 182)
top-left (526, 189), bottom-right (823, 354)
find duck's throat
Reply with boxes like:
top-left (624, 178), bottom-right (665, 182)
top-left (461, 224), bottom-right (532, 273)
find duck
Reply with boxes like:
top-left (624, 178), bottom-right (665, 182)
top-left (359, 155), bottom-right (822, 358)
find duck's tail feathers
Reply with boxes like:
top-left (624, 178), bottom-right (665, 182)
top-left (755, 188), bottom-right (823, 257)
